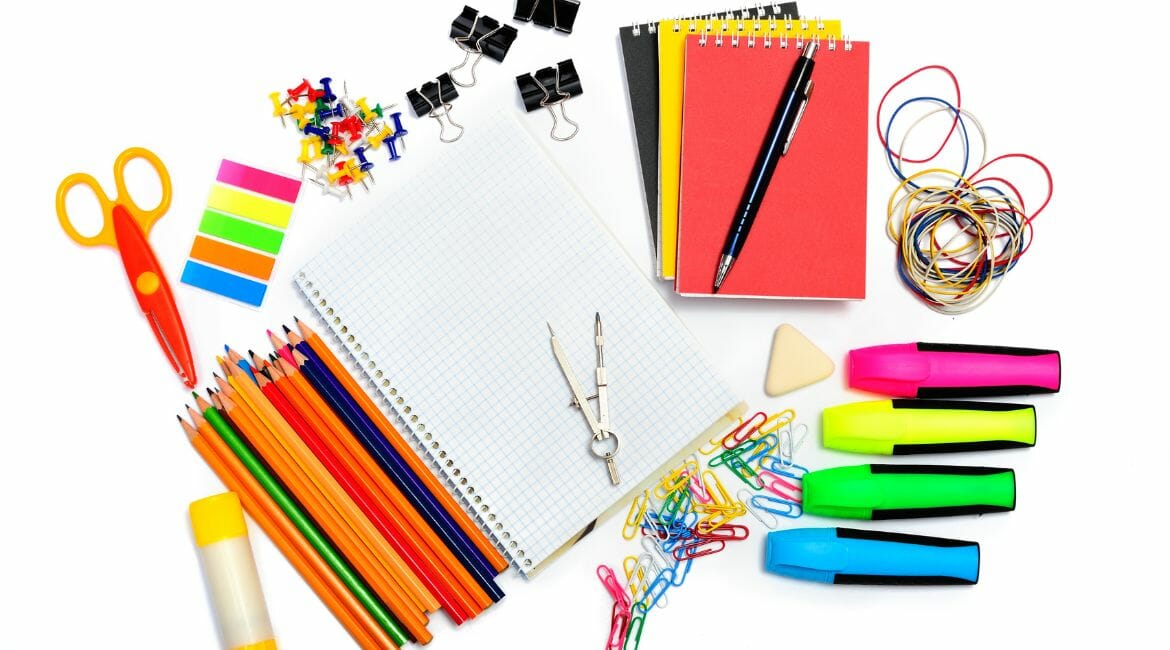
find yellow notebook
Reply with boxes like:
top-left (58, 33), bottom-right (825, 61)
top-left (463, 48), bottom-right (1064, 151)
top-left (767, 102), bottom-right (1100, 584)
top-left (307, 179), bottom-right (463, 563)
top-left (656, 15), bottom-right (843, 279)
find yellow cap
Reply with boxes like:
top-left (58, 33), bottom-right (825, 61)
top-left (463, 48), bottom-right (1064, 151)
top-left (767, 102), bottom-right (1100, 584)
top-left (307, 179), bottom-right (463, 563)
top-left (190, 492), bottom-right (248, 547)
top-left (234, 640), bottom-right (278, 650)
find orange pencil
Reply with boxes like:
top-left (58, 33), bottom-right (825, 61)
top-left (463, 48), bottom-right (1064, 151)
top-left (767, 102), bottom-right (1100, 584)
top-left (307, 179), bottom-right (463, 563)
top-left (271, 357), bottom-right (488, 617)
top-left (179, 414), bottom-right (398, 650)
top-left (257, 364), bottom-right (460, 630)
top-left (217, 367), bottom-right (436, 617)
top-left (201, 389), bottom-right (429, 636)
top-left (293, 318), bottom-right (510, 573)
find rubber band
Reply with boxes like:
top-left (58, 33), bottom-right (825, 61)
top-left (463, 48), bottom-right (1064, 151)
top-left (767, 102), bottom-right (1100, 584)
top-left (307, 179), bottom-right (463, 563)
top-left (878, 66), bottom-right (1053, 314)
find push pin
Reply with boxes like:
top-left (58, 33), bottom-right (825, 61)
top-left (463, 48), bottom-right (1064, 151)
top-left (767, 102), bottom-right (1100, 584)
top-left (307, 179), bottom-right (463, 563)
top-left (303, 124), bottom-right (330, 141)
top-left (367, 124), bottom-right (395, 150)
top-left (355, 97), bottom-right (383, 123)
top-left (384, 136), bottom-right (401, 162)
top-left (287, 79), bottom-right (312, 100)
top-left (336, 115), bottom-right (364, 143)
top-left (319, 77), bottom-right (338, 103)
top-left (288, 102), bottom-right (315, 129)
top-left (268, 92), bottom-right (287, 126)
top-left (353, 146), bottom-right (375, 173)
top-left (297, 137), bottom-right (324, 164)
top-left (389, 111), bottom-right (408, 142)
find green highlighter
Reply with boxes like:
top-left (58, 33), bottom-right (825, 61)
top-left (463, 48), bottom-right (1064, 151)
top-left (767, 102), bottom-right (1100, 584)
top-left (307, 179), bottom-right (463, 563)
top-left (822, 399), bottom-right (1036, 455)
top-left (802, 464), bottom-right (1016, 520)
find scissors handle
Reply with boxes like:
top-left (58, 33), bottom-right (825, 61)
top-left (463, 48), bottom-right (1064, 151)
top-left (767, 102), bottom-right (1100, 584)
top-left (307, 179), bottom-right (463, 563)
top-left (55, 147), bottom-right (174, 247)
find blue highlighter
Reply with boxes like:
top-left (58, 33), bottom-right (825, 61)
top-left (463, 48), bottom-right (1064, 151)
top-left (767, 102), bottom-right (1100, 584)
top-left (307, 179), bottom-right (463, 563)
top-left (765, 527), bottom-right (980, 585)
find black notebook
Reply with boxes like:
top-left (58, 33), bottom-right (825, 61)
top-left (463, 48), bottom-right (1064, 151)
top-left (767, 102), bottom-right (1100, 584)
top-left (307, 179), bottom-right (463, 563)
top-left (616, 2), bottom-right (799, 266)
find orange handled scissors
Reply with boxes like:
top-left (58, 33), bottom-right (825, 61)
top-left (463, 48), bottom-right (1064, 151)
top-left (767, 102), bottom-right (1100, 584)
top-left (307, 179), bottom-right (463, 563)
top-left (55, 147), bottom-right (197, 388)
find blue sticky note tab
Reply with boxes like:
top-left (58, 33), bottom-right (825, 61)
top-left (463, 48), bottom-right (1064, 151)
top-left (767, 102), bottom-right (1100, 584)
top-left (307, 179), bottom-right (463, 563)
top-left (181, 261), bottom-right (268, 306)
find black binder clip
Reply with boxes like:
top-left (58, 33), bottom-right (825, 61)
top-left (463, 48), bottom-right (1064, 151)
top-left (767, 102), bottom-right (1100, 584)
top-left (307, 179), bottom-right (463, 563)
top-left (449, 6), bottom-right (518, 88)
top-left (514, 0), bottom-right (580, 34)
top-left (516, 59), bottom-right (582, 141)
top-left (407, 74), bottom-right (464, 143)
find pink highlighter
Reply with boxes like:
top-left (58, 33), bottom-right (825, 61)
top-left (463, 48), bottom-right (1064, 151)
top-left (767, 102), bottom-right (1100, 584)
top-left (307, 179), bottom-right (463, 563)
top-left (848, 343), bottom-right (1061, 398)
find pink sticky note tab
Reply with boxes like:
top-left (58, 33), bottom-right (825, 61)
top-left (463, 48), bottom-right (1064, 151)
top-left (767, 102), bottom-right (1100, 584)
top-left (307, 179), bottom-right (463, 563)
top-left (216, 160), bottom-right (301, 203)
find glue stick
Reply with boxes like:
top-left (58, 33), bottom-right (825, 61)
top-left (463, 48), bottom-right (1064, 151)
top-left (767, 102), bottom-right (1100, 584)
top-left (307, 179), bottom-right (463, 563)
top-left (189, 492), bottom-right (277, 650)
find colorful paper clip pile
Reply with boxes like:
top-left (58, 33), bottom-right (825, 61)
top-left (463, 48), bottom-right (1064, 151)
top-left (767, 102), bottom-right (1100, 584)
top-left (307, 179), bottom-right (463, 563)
top-left (268, 77), bottom-right (407, 200)
top-left (599, 409), bottom-right (808, 649)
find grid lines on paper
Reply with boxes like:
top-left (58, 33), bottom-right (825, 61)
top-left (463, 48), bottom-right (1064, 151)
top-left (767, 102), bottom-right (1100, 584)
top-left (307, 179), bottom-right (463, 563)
top-left (295, 112), bottom-right (737, 574)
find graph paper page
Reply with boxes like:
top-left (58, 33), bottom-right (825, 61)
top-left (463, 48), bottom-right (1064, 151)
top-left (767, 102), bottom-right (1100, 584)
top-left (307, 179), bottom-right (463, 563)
top-left (296, 112), bottom-right (742, 576)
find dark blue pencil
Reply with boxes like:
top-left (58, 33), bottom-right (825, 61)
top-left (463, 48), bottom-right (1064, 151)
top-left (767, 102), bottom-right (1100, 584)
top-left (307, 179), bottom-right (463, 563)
top-left (294, 348), bottom-right (506, 602)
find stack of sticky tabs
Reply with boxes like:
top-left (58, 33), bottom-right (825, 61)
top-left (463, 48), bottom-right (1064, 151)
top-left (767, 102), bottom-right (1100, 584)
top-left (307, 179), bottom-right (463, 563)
top-left (181, 161), bottom-right (301, 307)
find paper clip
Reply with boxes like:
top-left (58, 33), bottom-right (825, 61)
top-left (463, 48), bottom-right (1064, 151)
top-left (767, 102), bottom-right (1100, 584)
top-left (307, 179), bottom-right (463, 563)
top-left (756, 468), bottom-right (803, 502)
top-left (777, 421), bottom-right (810, 464)
top-left (722, 411), bottom-right (767, 450)
top-left (622, 491), bottom-right (650, 540)
top-left (598, 564), bottom-right (632, 609)
top-left (624, 612), bottom-right (646, 650)
top-left (607, 601), bottom-right (631, 650)
top-left (745, 433), bottom-right (779, 466)
top-left (638, 568), bottom-right (673, 611)
top-left (697, 427), bottom-right (727, 455)
top-left (669, 557), bottom-right (693, 587)
top-left (625, 554), bottom-right (654, 601)
top-left (749, 493), bottom-right (803, 518)
top-left (738, 488), bottom-right (779, 528)
top-left (641, 535), bottom-right (676, 574)
top-left (697, 523), bottom-right (749, 541)
top-left (673, 536), bottom-right (726, 561)
top-left (757, 408), bottom-right (796, 436)
top-left (759, 455), bottom-right (808, 477)
top-left (653, 465), bottom-right (692, 499)
top-left (688, 468), bottom-right (711, 504)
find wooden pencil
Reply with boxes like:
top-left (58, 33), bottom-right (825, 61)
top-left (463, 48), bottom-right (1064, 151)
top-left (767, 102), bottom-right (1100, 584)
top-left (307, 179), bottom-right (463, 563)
top-left (271, 357), bottom-right (487, 619)
top-left (180, 415), bottom-right (394, 650)
top-left (289, 345), bottom-right (505, 603)
top-left (204, 387), bottom-right (427, 638)
top-left (216, 369), bottom-right (434, 620)
top-left (184, 408), bottom-right (407, 648)
top-left (294, 318), bottom-right (510, 574)
top-left (256, 366), bottom-right (448, 635)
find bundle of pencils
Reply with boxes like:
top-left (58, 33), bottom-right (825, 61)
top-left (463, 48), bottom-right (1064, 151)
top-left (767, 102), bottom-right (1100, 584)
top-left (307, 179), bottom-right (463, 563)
top-left (178, 318), bottom-right (510, 649)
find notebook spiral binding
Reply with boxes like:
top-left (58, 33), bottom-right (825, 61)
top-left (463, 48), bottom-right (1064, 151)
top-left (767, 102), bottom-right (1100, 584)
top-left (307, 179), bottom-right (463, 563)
top-left (696, 29), bottom-right (850, 51)
top-left (295, 273), bottom-right (523, 566)
top-left (629, 3), bottom-right (799, 37)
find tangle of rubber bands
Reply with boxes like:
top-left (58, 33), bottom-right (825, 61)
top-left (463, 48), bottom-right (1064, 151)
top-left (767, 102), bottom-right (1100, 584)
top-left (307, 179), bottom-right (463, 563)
top-left (877, 65), bottom-right (1053, 314)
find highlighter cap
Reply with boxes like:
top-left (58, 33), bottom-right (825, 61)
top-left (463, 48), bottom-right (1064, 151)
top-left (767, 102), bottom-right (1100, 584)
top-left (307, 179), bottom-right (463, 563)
top-left (765, 527), bottom-right (979, 585)
top-left (190, 492), bottom-right (248, 547)
top-left (849, 342), bottom-right (1061, 398)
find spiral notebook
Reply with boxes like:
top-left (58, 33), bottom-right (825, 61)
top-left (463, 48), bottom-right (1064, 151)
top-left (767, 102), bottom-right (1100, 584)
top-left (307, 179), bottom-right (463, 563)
top-left (295, 112), bottom-right (745, 576)
top-left (616, 3), bottom-right (799, 265)
top-left (675, 36), bottom-right (870, 299)
top-left (657, 16), bottom-right (842, 280)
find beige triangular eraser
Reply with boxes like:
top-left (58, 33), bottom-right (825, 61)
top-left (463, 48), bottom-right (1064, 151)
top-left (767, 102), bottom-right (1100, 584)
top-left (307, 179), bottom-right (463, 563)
top-left (764, 324), bottom-right (835, 396)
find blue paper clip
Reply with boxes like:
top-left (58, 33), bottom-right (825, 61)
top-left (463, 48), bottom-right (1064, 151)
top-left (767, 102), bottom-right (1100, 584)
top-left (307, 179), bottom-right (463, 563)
top-left (738, 488), bottom-right (779, 528)
top-left (638, 568), bottom-right (673, 611)
top-left (750, 493), bottom-right (804, 519)
top-left (745, 433), bottom-right (779, 465)
top-left (669, 557), bottom-right (693, 587)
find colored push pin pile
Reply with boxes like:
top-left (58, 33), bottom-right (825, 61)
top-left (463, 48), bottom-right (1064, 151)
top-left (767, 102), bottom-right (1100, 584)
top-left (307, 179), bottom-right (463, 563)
top-left (268, 77), bottom-right (408, 200)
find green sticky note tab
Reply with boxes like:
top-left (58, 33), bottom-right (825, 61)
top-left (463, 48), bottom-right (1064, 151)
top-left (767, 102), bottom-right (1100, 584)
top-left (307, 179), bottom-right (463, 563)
top-left (197, 209), bottom-right (285, 254)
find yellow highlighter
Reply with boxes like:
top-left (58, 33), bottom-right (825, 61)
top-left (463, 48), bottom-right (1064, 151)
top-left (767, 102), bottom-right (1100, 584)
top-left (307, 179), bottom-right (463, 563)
top-left (190, 492), bottom-right (278, 650)
top-left (822, 399), bottom-right (1036, 455)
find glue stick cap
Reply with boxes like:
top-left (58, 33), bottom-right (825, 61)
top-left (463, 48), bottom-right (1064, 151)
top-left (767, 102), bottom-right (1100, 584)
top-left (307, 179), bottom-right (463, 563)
top-left (848, 342), bottom-right (1061, 398)
top-left (190, 492), bottom-right (248, 547)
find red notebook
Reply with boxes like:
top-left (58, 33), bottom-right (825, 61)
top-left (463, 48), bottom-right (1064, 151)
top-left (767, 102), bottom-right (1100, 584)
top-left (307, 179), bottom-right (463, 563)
top-left (675, 36), bottom-right (869, 299)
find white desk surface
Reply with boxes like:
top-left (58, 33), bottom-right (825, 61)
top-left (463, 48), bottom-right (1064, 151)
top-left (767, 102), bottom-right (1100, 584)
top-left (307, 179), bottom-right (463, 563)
top-left (4, 0), bottom-right (1167, 647)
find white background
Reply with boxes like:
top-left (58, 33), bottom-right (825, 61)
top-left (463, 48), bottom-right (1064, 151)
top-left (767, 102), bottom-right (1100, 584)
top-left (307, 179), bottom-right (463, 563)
top-left (3, 0), bottom-right (1167, 648)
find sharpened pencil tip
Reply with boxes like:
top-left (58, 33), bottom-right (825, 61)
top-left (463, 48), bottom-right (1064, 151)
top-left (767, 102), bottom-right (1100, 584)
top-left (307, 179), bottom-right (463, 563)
top-left (547, 322), bottom-right (555, 336)
top-left (176, 414), bottom-right (182, 422)
top-left (294, 316), bottom-right (301, 323)
top-left (283, 324), bottom-right (293, 334)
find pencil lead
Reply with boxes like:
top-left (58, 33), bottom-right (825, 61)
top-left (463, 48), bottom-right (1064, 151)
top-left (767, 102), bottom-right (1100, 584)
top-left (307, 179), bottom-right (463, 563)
top-left (224, 344), bottom-right (231, 353)
top-left (206, 387), bottom-right (215, 396)
top-left (176, 414), bottom-right (183, 422)
top-left (283, 324), bottom-right (293, 334)
top-left (294, 316), bottom-right (301, 323)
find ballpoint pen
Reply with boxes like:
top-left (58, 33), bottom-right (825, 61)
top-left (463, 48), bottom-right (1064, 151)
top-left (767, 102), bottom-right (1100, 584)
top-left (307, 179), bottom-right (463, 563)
top-left (713, 41), bottom-right (818, 293)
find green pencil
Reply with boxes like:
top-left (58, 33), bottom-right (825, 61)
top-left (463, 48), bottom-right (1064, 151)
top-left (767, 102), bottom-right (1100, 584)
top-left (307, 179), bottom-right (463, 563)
top-left (195, 400), bottom-right (410, 646)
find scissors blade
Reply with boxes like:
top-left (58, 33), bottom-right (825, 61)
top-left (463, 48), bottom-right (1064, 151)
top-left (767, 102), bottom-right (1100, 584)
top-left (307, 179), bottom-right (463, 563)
top-left (113, 206), bottom-right (197, 388)
top-left (548, 323), bottom-right (604, 438)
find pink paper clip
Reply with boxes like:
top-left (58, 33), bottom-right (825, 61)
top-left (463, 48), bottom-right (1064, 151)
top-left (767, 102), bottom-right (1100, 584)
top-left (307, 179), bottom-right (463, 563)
top-left (607, 601), bottom-right (631, 650)
top-left (598, 564), bottom-right (632, 609)
top-left (755, 469), bottom-right (803, 502)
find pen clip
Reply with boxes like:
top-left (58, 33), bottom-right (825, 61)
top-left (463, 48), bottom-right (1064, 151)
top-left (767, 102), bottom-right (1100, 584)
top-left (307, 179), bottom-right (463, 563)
top-left (782, 79), bottom-right (814, 155)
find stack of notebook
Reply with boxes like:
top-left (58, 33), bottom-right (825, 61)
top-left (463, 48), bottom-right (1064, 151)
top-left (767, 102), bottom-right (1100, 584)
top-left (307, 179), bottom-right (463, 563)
top-left (618, 9), bottom-right (870, 299)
